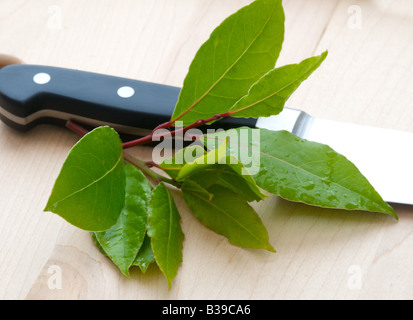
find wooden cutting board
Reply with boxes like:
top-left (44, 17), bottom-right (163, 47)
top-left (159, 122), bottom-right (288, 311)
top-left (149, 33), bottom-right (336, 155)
top-left (1, 0), bottom-right (412, 300)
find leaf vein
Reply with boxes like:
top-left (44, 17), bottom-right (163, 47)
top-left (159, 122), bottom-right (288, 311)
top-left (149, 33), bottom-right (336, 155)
top-left (50, 153), bottom-right (123, 207)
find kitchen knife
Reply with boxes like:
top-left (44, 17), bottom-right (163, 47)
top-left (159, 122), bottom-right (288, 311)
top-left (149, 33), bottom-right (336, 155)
top-left (0, 64), bottom-right (412, 205)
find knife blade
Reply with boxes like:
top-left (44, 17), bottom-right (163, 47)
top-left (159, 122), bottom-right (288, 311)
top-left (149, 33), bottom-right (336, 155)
top-left (0, 64), bottom-right (412, 205)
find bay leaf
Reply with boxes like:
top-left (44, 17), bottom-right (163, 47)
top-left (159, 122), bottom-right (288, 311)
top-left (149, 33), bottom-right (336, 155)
top-left (44, 126), bottom-right (126, 231)
top-left (205, 128), bottom-right (397, 219)
top-left (229, 51), bottom-right (328, 118)
top-left (132, 235), bottom-right (156, 273)
top-left (159, 145), bottom-right (206, 179)
top-left (182, 180), bottom-right (275, 252)
top-left (172, 139), bottom-right (267, 202)
top-left (91, 232), bottom-right (107, 256)
top-left (147, 183), bottom-right (185, 288)
top-left (94, 163), bottom-right (152, 277)
top-left (171, 0), bottom-right (284, 125)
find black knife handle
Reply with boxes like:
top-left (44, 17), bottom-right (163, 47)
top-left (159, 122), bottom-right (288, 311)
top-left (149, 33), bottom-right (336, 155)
top-left (0, 64), bottom-right (256, 134)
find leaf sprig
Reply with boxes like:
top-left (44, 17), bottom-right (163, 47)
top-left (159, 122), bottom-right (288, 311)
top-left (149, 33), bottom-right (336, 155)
top-left (44, 0), bottom-right (397, 288)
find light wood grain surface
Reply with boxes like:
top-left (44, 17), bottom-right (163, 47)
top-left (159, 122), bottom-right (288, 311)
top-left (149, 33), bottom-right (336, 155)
top-left (1, 0), bottom-right (412, 300)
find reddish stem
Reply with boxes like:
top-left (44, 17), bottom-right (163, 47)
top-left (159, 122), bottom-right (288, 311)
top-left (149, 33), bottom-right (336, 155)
top-left (66, 111), bottom-right (233, 150)
top-left (145, 161), bottom-right (161, 168)
top-left (122, 111), bottom-right (232, 149)
top-left (66, 121), bottom-right (89, 136)
top-left (152, 120), bottom-right (174, 133)
top-left (65, 120), bottom-right (179, 187)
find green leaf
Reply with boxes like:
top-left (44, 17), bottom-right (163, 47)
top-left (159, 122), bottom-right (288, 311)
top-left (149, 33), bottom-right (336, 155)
top-left (229, 51), bottom-right (328, 118)
top-left (93, 232), bottom-right (156, 274)
top-left (132, 235), bottom-right (156, 273)
top-left (175, 137), bottom-right (229, 180)
top-left (44, 126), bottom-right (125, 231)
top-left (159, 145), bottom-right (206, 179)
top-left (147, 183), bottom-right (185, 288)
top-left (94, 163), bottom-right (152, 277)
top-left (205, 128), bottom-right (397, 219)
top-left (182, 180), bottom-right (275, 252)
top-left (160, 141), bottom-right (267, 202)
top-left (91, 232), bottom-right (107, 256)
top-left (176, 139), bottom-right (267, 202)
top-left (171, 0), bottom-right (285, 125)
top-left (179, 177), bottom-right (214, 201)
top-left (189, 168), bottom-right (266, 202)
